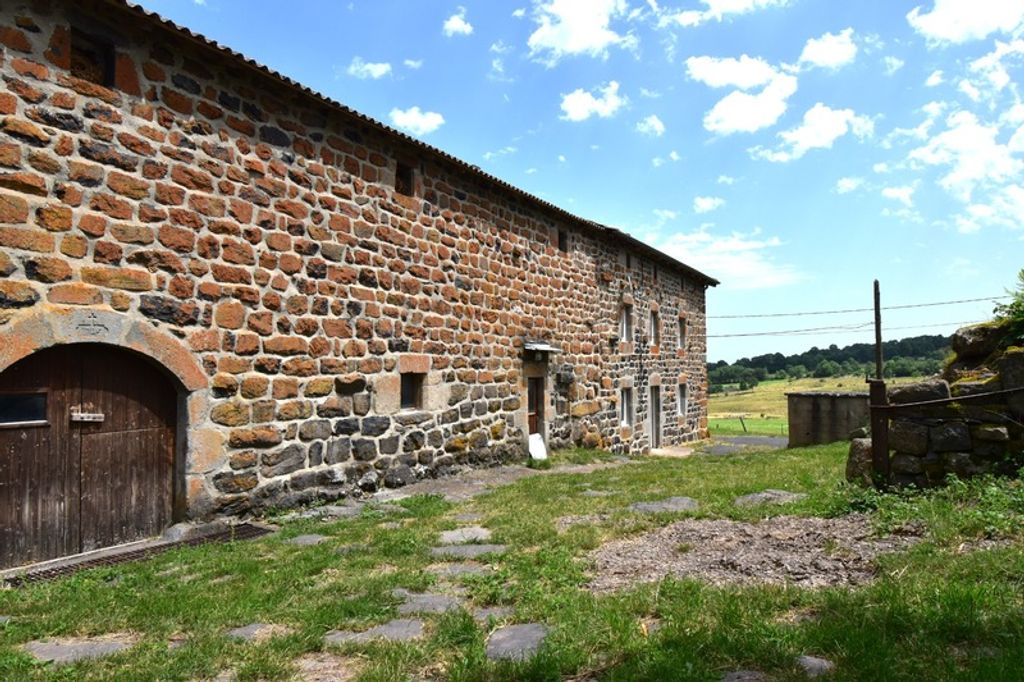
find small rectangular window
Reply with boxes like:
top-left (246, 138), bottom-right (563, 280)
top-left (395, 161), bottom-right (415, 196)
top-left (679, 317), bottom-right (688, 350)
top-left (678, 383), bottom-right (688, 416)
top-left (558, 229), bottom-right (568, 253)
top-left (650, 310), bottom-right (660, 345)
top-left (620, 304), bottom-right (633, 340)
top-left (0, 392), bottom-right (47, 428)
top-left (620, 388), bottom-right (634, 427)
top-left (400, 372), bottom-right (424, 409)
top-left (653, 263), bottom-right (658, 281)
top-left (70, 30), bottom-right (115, 87)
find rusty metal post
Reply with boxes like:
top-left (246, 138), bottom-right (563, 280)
top-left (868, 280), bottom-right (889, 484)
top-left (868, 379), bottom-right (890, 482)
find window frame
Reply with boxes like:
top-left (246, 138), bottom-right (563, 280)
top-left (677, 383), bottom-right (688, 417)
top-left (0, 388), bottom-right (49, 430)
top-left (620, 387), bottom-right (634, 427)
top-left (400, 372), bottom-right (425, 410)
top-left (650, 309), bottom-right (660, 346)
top-left (619, 303), bottom-right (633, 340)
top-left (395, 161), bottom-right (416, 196)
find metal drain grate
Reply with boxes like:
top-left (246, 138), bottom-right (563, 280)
top-left (3, 523), bottom-right (273, 587)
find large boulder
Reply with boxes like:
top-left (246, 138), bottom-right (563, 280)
top-left (950, 321), bottom-right (1005, 360)
top-left (888, 379), bottom-right (950, 405)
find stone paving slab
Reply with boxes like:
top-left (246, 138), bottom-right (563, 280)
top-left (293, 652), bottom-right (361, 682)
top-left (225, 622), bottom-right (292, 643)
top-left (0, 615), bottom-right (10, 625)
top-left (796, 655), bottom-right (836, 678)
top-left (485, 623), bottom-right (549, 661)
top-left (324, 619), bottom-right (425, 645)
top-left (629, 497), bottom-right (699, 514)
top-left (734, 489), bottom-right (808, 507)
top-left (439, 526), bottom-right (492, 544)
top-left (473, 606), bottom-right (514, 623)
top-left (392, 589), bottom-right (465, 614)
top-left (427, 561), bottom-right (492, 578)
top-left (430, 544), bottom-right (508, 559)
top-left (722, 671), bottom-right (770, 682)
top-left (453, 512), bottom-right (483, 522)
top-left (287, 534), bottom-right (329, 546)
top-left (23, 633), bottom-right (138, 664)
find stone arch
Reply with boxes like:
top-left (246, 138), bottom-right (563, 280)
top-left (0, 307), bottom-right (206, 391)
top-left (0, 308), bottom-right (221, 520)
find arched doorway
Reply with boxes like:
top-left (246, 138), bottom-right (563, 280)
top-left (0, 344), bottom-right (179, 568)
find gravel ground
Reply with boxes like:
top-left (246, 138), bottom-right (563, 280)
top-left (588, 514), bottom-right (922, 592)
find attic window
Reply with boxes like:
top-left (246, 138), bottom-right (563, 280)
top-left (395, 161), bottom-right (415, 196)
top-left (70, 30), bottom-right (115, 87)
top-left (557, 229), bottom-right (568, 252)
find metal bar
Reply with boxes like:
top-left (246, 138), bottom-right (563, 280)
top-left (868, 379), bottom-right (890, 483)
top-left (870, 385), bottom-right (1024, 411)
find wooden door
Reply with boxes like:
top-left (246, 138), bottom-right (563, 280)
top-left (650, 386), bottom-right (662, 448)
top-left (527, 377), bottom-right (544, 435)
top-left (0, 344), bottom-right (177, 568)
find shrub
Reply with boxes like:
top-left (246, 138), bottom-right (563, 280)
top-left (993, 268), bottom-right (1024, 347)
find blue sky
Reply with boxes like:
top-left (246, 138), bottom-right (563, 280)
top-left (136, 0), bottom-right (1024, 362)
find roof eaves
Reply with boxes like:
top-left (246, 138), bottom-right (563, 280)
top-left (111, 0), bottom-right (719, 287)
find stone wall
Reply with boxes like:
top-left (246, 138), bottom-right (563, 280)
top-left (847, 322), bottom-right (1024, 487)
top-left (0, 0), bottom-right (713, 517)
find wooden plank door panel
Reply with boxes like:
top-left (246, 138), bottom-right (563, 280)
top-left (0, 347), bottom-right (80, 568)
top-left (78, 345), bottom-right (175, 552)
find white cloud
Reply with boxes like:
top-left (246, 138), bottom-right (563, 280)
top-left (907, 0), bottom-right (1024, 45)
top-left (525, 167), bottom-right (538, 174)
top-left (882, 184), bottom-right (916, 207)
top-left (751, 103), bottom-right (874, 162)
top-left (799, 28), bottom-right (858, 69)
top-left (483, 146), bottom-right (517, 160)
top-left (558, 154), bottom-right (567, 162)
top-left (658, 226), bottom-right (802, 290)
top-left (346, 57), bottom-right (392, 80)
top-left (636, 114), bottom-right (666, 136)
top-left (653, 208), bottom-right (678, 221)
top-left (836, 176), bottom-right (864, 193)
top-left (967, 39), bottom-right (1024, 101)
top-left (443, 7), bottom-right (474, 37)
top-left (651, 149), bottom-right (681, 167)
top-left (873, 162), bottom-right (891, 174)
top-left (717, 174), bottom-right (735, 184)
top-left (512, 7), bottom-right (526, 18)
top-left (694, 195), bottom-right (725, 213)
top-left (527, 0), bottom-right (632, 65)
top-left (883, 56), bottom-right (905, 75)
top-left (389, 106), bottom-right (445, 136)
top-left (489, 57), bottom-right (512, 82)
top-left (958, 79), bottom-right (981, 101)
top-left (659, 0), bottom-right (791, 29)
top-left (908, 110), bottom-right (1022, 202)
top-left (559, 81), bottom-right (626, 121)
top-left (685, 54), bottom-right (778, 89)
top-left (925, 70), bottom-right (944, 86)
top-left (640, 87), bottom-right (662, 98)
top-left (703, 72), bottom-right (798, 134)
top-left (403, 59), bottom-right (423, 70)
top-left (882, 100), bottom-right (947, 149)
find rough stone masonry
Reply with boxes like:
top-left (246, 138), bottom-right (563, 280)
top-left (0, 0), bottom-right (716, 518)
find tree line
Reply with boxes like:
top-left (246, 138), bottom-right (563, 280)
top-left (708, 334), bottom-right (950, 392)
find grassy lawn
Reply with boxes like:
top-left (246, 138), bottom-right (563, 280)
top-left (708, 416), bottom-right (789, 437)
top-left (709, 375), bottom-right (921, 419)
top-left (1, 444), bottom-right (1023, 680)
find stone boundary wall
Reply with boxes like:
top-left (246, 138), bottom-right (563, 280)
top-left (0, 0), bottom-right (711, 517)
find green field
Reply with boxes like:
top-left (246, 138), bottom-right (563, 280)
top-left (709, 375), bottom-right (919, 419)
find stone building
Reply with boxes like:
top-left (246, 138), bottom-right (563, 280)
top-left (0, 0), bottom-right (716, 568)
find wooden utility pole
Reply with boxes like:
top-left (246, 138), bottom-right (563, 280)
top-left (874, 280), bottom-right (883, 380)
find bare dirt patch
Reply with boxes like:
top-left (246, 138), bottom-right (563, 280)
top-left (588, 513), bottom-right (921, 591)
top-left (291, 652), bottom-right (362, 681)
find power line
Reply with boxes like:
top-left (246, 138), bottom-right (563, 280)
top-left (708, 319), bottom-right (985, 339)
top-left (708, 296), bottom-right (1007, 320)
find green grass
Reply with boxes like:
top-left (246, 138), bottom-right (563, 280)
top-left (708, 416), bottom-right (789, 436)
top-left (1, 446), bottom-right (1023, 680)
